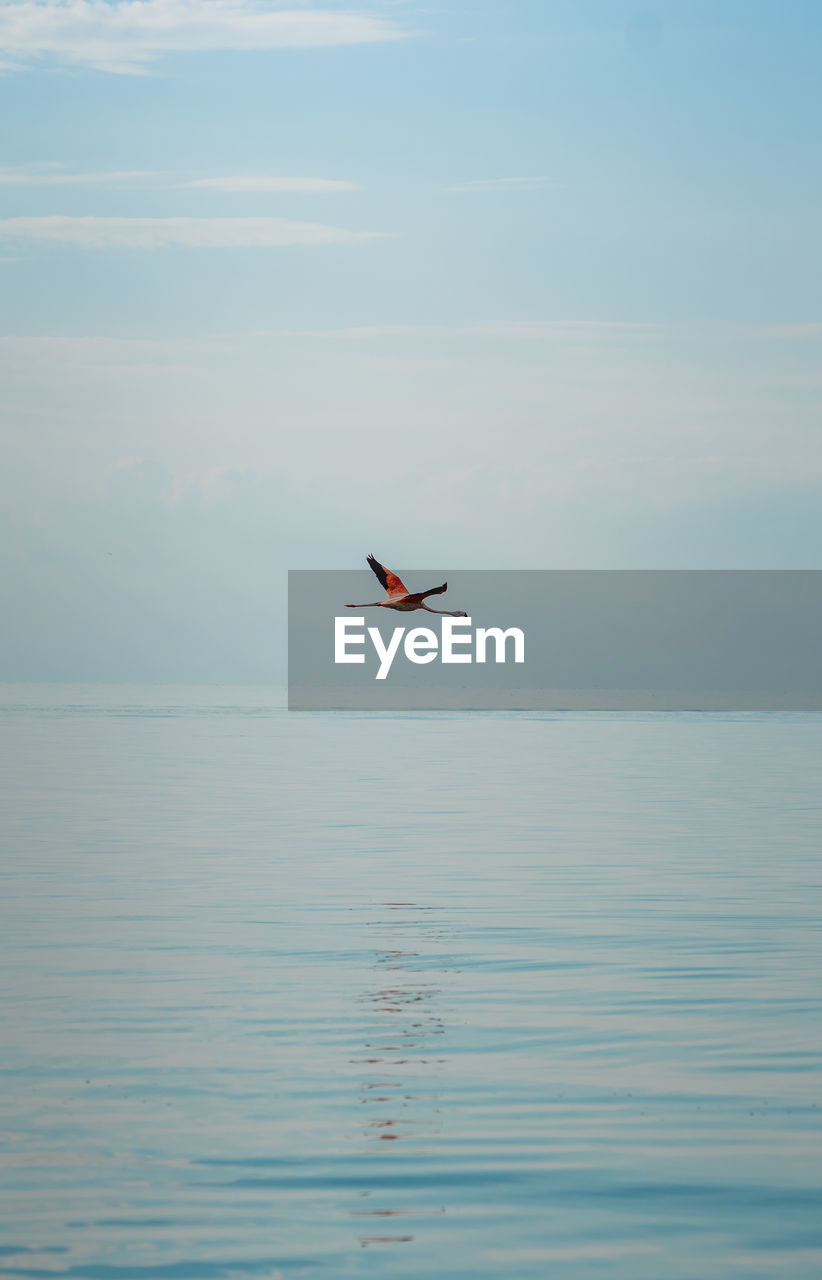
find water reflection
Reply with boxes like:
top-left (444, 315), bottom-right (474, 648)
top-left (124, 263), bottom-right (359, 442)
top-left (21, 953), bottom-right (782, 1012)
top-left (350, 904), bottom-right (449, 1246)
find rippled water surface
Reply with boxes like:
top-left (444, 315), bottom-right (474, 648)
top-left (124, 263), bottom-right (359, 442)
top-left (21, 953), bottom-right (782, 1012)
top-left (1, 686), bottom-right (821, 1278)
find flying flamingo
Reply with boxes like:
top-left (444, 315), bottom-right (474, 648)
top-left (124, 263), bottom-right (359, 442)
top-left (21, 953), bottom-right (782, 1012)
top-left (347, 554), bottom-right (467, 617)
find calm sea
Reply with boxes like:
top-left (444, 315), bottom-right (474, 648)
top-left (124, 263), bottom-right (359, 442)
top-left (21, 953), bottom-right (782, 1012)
top-left (1, 686), bottom-right (821, 1279)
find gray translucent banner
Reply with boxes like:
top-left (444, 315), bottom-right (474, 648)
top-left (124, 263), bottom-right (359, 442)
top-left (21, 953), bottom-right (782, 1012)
top-left (288, 571), bottom-right (822, 710)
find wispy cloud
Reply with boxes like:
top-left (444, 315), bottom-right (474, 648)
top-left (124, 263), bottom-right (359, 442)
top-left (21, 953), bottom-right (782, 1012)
top-left (250, 320), bottom-right (655, 340)
top-left (183, 175), bottom-right (359, 193)
top-left (488, 1245), bottom-right (660, 1264)
top-left (0, 1), bottom-right (405, 75)
top-left (448, 176), bottom-right (561, 193)
top-left (0, 216), bottom-right (388, 248)
top-left (754, 323), bottom-right (822, 340)
top-left (0, 166), bottom-right (357, 192)
top-left (0, 164), bottom-right (159, 185)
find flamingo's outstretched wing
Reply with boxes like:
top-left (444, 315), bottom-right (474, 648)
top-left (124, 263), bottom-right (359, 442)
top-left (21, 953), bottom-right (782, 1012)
top-left (367, 554), bottom-right (409, 597)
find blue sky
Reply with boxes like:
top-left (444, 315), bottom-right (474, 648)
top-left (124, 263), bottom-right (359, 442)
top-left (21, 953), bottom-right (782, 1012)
top-left (1, 1), bottom-right (821, 679)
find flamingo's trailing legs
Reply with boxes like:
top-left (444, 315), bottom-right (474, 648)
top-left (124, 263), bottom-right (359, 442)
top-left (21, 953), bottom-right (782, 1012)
top-left (347, 554), bottom-right (467, 617)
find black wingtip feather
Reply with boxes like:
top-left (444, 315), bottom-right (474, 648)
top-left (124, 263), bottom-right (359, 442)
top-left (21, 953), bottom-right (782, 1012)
top-left (366, 553), bottom-right (389, 592)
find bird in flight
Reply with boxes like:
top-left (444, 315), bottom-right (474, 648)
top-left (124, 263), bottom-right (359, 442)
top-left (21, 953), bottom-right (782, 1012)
top-left (347, 554), bottom-right (467, 617)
